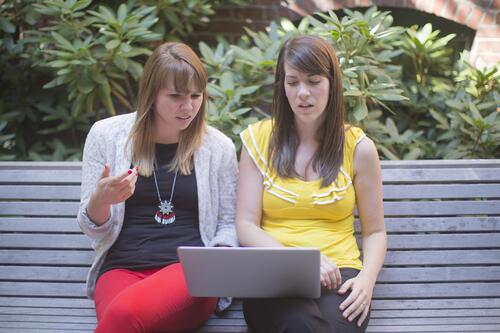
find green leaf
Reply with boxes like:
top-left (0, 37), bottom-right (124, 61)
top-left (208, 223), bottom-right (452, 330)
top-left (51, 32), bottom-right (75, 51)
top-left (239, 86), bottom-right (260, 96)
top-left (0, 18), bottom-right (16, 34)
top-left (105, 39), bottom-right (121, 50)
top-left (220, 72), bottom-right (234, 92)
top-left (117, 4), bottom-right (127, 23)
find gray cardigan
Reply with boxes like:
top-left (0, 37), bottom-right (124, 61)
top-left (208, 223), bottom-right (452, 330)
top-left (77, 112), bottom-right (238, 311)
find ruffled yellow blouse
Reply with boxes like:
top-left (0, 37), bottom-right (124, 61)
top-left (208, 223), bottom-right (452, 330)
top-left (240, 119), bottom-right (366, 270)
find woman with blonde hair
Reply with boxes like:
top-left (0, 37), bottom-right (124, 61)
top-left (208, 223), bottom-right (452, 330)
top-left (237, 35), bottom-right (387, 332)
top-left (78, 42), bottom-right (238, 333)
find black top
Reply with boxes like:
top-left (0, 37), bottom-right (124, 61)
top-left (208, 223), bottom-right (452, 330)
top-left (99, 143), bottom-right (203, 276)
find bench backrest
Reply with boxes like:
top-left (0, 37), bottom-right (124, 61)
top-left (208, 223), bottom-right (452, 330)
top-left (1, 160), bottom-right (499, 317)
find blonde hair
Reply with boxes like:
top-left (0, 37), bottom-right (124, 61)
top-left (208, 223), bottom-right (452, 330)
top-left (128, 42), bottom-right (208, 176)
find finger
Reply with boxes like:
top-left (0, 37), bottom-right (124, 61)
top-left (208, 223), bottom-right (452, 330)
top-left (339, 281), bottom-right (356, 310)
top-left (118, 181), bottom-right (136, 199)
top-left (113, 169), bottom-right (133, 183)
top-left (100, 163), bottom-right (110, 179)
top-left (347, 298), bottom-right (365, 322)
top-left (334, 267), bottom-right (342, 289)
top-left (320, 268), bottom-right (331, 289)
top-left (338, 278), bottom-right (353, 295)
top-left (357, 303), bottom-right (370, 327)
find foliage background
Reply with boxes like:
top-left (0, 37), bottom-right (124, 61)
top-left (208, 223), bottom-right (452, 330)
top-left (1, 1), bottom-right (498, 161)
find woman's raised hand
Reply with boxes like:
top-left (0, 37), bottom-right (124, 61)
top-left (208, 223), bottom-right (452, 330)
top-left (94, 164), bottom-right (138, 204)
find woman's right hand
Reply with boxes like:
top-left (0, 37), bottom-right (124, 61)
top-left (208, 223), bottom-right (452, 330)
top-left (93, 164), bottom-right (138, 205)
top-left (320, 254), bottom-right (342, 290)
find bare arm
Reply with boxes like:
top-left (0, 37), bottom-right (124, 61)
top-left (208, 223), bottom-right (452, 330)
top-left (339, 137), bottom-right (387, 326)
top-left (235, 146), bottom-right (283, 247)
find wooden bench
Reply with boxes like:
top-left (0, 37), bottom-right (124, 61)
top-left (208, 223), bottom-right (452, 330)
top-left (1, 160), bottom-right (499, 333)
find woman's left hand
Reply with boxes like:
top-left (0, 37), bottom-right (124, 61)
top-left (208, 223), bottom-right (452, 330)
top-left (337, 272), bottom-right (375, 327)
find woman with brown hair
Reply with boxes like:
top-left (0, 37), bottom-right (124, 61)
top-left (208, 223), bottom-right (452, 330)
top-left (236, 35), bottom-right (387, 332)
top-left (78, 42), bottom-right (238, 333)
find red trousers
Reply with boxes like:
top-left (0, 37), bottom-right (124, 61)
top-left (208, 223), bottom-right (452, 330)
top-left (94, 263), bottom-right (217, 333)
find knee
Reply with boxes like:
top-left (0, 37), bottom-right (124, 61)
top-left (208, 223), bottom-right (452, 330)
top-left (97, 302), bottom-right (143, 333)
top-left (274, 311), bottom-right (331, 333)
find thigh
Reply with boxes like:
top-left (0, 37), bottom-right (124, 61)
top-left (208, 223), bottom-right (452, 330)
top-left (94, 269), bottom-right (144, 320)
top-left (243, 297), bottom-right (331, 333)
top-left (101, 263), bottom-right (216, 333)
top-left (315, 268), bottom-right (370, 333)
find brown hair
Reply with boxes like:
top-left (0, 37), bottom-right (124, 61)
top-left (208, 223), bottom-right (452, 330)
top-left (128, 42), bottom-right (208, 176)
top-left (269, 35), bottom-right (345, 188)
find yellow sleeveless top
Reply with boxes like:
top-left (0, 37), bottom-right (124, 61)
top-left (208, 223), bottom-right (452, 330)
top-left (240, 119), bottom-right (366, 270)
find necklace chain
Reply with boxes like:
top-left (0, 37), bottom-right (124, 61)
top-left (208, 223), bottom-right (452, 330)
top-left (152, 165), bottom-right (178, 203)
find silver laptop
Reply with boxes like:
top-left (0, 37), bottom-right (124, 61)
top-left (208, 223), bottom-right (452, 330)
top-left (177, 246), bottom-right (321, 298)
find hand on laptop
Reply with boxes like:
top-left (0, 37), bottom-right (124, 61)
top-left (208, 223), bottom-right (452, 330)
top-left (320, 254), bottom-right (342, 290)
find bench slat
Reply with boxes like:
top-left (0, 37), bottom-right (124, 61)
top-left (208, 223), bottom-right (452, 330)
top-left (365, 324), bottom-right (500, 332)
top-left (0, 266), bottom-right (88, 281)
top-left (2, 183), bottom-right (499, 201)
top-left (2, 233), bottom-right (499, 250)
top-left (0, 186), bottom-right (80, 200)
top-left (0, 217), bottom-right (81, 232)
top-left (0, 297), bottom-right (93, 308)
top-left (2, 281), bottom-right (499, 298)
top-left (383, 184), bottom-right (500, 199)
top-left (2, 249), bottom-right (499, 266)
top-left (3, 200), bottom-right (500, 216)
top-left (380, 168), bottom-right (500, 183)
top-left (381, 217), bottom-right (500, 232)
top-left (0, 250), bottom-right (93, 265)
top-left (2, 266), bottom-right (499, 283)
top-left (0, 307), bottom-right (96, 316)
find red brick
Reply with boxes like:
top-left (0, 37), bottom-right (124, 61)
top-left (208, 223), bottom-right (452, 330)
top-left (202, 20), bottom-right (247, 34)
top-left (494, 0), bottom-right (500, 9)
top-left (475, 53), bottom-right (500, 64)
top-left (480, 12), bottom-right (495, 25)
top-left (475, 26), bottom-right (500, 37)
top-left (497, 11), bottom-right (500, 24)
top-left (466, 6), bottom-right (485, 29)
top-left (476, 39), bottom-right (500, 52)
top-left (432, 0), bottom-right (447, 14)
top-left (455, 4), bottom-right (472, 22)
top-left (358, 0), bottom-right (373, 6)
top-left (276, 6), bottom-right (302, 20)
top-left (440, 0), bottom-right (458, 20)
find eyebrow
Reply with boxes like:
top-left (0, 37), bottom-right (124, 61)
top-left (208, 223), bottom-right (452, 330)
top-left (285, 74), bottom-right (320, 78)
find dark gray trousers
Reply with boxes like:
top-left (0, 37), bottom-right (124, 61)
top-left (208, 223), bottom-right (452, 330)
top-left (242, 268), bottom-right (370, 333)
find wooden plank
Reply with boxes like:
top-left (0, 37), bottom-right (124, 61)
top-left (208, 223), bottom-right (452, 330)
top-left (0, 307), bottom-right (95, 316)
top-left (373, 282), bottom-right (500, 298)
top-left (0, 322), bottom-right (95, 330)
top-left (365, 324), bottom-right (500, 332)
top-left (384, 249), bottom-right (500, 265)
top-left (369, 317), bottom-right (500, 325)
top-left (382, 200), bottom-right (500, 216)
top-left (0, 314), bottom-right (96, 324)
top-left (0, 297), bottom-right (93, 308)
top-left (0, 266), bottom-right (88, 281)
top-left (0, 170), bottom-right (82, 185)
top-left (3, 200), bottom-right (500, 217)
top-left (0, 202), bottom-right (79, 217)
top-left (371, 308), bottom-right (500, 318)
top-left (0, 217), bottom-right (81, 233)
top-left (0, 324), bottom-right (92, 333)
top-left (380, 217), bottom-right (500, 233)
top-left (0, 186), bottom-right (80, 200)
top-left (0, 282), bottom-right (87, 297)
top-left (371, 298), bottom-right (500, 310)
top-left (386, 234), bottom-right (500, 250)
top-left (377, 266), bottom-right (500, 282)
top-left (0, 234), bottom-right (91, 249)
top-left (380, 160), bottom-right (500, 169)
top-left (0, 250), bottom-right (93, 265)
top-left (383, 184), bottom-right (500, 199)
top-left (381, 168), bottom-right (500, 183)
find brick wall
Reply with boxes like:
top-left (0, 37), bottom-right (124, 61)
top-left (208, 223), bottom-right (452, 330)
top-left (190, 0), bottom-right (499, 66)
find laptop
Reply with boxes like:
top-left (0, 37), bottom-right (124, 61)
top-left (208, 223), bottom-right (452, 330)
top-left (177, 246), bottom-right (321, 298)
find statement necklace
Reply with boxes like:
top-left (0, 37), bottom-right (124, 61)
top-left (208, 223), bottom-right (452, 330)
top-left (152, 166), bottom-right (178, 225)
